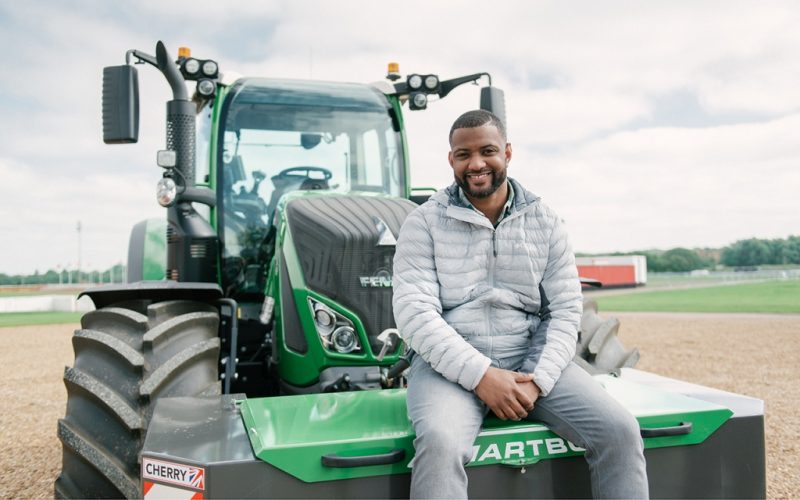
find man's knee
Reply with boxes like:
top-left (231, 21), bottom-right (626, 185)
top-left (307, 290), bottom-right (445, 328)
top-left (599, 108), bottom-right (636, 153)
top-left (414, 420), bottom-right (474, 463)
top-left (597, 408), bottom-right (642, 452)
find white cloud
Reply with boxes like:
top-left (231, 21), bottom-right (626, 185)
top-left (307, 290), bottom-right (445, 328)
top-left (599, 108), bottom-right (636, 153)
top-left (0, 158), bottom-right (163, 274)
top-left (1, 0), bottom-right (799, 274)
top-left (519, 113), bottom-right (800, 253)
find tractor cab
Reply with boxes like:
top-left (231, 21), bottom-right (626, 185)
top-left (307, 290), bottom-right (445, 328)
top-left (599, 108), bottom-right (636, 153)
top-left (214, 78), bottom-right (406, 297)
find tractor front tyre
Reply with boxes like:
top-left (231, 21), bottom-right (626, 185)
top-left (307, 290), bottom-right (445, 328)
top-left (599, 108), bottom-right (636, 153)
top-left (574, 298), bottom-right (640, 375)
top-left (55, 300), bottom-right (221, 499)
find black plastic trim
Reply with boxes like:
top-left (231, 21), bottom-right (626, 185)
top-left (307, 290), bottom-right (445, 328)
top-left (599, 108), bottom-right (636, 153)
top-left (79, 281), bottom-right (223, 309)
top-left (126, 220), bottom-right (148, 282)
top-left (280, 253), bottom-right (308, 354)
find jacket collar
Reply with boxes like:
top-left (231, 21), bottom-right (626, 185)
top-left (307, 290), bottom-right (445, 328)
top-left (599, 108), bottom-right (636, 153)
top-left (432, 177), bottom-right (540, 212)
top-left (430, 178), bottom-right (541, 228)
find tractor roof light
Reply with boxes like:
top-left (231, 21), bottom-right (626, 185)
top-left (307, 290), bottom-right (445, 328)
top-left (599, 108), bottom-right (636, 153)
top-left (424, 74), bottom-right (440, 91)
top-left (178, 46), bottom-right (191, 58)
top-left (197, 79), bottom-right (216, 97)
top-left (156, 177), bottom-right (178, 207)
top-left (407, 74), bottom-right (423, 90)
top-left (201, 60), bottom-right (218, 77)
top-left (183, 58), bottom-right (200, 76)
top-left (410, 92), bottom-right (428, 110)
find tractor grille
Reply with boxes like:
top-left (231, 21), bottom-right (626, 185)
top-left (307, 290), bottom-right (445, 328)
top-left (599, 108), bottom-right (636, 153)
top-left (285, 196), bottom-right (417, 355)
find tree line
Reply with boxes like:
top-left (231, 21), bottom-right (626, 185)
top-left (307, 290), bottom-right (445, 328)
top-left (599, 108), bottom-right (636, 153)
top-left (584, 235), bottom-right (800, 273)
top-left (0, 264), bottom-right (126, 286)
top-left (3, 235), bottom-right (799, 283)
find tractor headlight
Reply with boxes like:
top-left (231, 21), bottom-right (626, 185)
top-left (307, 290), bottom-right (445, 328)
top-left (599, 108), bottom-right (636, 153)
top-left (312, 302), bottom-right (336, 336)
top-left (156, 177), bottom-right (177, 207)
top-left (331, 326), bottom-right (358, 353)
top-left (308, 298), bottom-right (361, 354)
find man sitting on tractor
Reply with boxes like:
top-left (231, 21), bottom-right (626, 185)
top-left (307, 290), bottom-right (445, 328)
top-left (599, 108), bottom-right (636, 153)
top-left (393, 110), bottom-right (648, 498)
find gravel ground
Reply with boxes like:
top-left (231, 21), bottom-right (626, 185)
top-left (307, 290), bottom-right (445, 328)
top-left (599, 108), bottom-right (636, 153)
top-left (1, 314), bottom-right (797, 498)
top-left (616, 312), bottom-right (800, 499)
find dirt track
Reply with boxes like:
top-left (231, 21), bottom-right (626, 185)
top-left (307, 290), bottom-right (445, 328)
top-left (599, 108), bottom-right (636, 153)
top-left (1, 313), bottom-right (798, 498)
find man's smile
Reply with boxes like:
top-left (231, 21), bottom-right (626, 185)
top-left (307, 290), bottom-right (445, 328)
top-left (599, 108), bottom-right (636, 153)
top-left (467, 170), bottom-right (492, 181)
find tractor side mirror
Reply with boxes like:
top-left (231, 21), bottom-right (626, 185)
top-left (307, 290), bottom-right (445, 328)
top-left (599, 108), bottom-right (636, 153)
top-left (480, 86), bottom-right (506, 130)
top-left (102, 65), bottom-right (140, 144)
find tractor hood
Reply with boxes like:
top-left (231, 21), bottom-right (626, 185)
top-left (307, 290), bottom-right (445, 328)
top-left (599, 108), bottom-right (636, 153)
top-left (239, 374), bottom-right (733, 483)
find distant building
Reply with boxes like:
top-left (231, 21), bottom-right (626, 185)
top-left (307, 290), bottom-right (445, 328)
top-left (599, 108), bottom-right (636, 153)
top-left (575, 255), bottom-right (647, 288)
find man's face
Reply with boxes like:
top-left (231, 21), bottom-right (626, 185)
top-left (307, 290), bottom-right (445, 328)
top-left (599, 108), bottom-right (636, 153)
top-left (448, 124), bottom-right (512, 199)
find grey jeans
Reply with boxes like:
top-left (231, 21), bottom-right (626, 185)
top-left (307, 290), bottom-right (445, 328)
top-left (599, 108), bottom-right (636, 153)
top-left (406, 357), bottom-right (649, 499)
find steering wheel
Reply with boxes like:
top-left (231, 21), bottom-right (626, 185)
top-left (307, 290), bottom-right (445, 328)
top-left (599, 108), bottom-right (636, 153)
top-left (274, 166), bottom-right (333, 181)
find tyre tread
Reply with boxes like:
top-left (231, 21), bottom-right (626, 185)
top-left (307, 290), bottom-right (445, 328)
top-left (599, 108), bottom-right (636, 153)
top-left (57, 299), bottom-right (220, 499)
top-left (57, 419), bottom-right (139, 499)
top-left (63, 367), bottom-right (143, 431)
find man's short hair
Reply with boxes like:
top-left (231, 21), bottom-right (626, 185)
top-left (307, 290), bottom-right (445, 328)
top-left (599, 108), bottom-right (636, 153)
top-left (449, 109), bottom-right (507, 145)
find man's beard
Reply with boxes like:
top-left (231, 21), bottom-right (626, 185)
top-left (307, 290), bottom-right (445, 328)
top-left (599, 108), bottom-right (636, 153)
top-left (456, 166), bottom-right (508, 199)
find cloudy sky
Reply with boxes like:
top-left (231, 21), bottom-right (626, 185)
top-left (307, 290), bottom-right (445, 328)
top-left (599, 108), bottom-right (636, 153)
top-left (1, 1), bottom-right (798, 275)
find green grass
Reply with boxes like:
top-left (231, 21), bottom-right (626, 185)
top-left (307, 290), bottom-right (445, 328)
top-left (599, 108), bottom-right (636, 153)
top-left (0, 311), bottom-right (82, 327)
top-left (596, 280), bottom-right (800, 313)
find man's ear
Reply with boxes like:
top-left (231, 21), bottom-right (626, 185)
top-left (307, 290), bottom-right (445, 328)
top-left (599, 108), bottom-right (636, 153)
top-left (448, 150), bottom-right (455, 168)
top-left (505, 143), bottom-right (513, 163)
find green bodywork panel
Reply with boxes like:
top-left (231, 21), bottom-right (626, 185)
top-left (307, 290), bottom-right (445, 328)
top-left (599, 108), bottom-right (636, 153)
top-left (240, 375), bottom-right (733, 483)
top-left (271, 191), bottom-right (404, 387)
top-left (141, 218), bottom-right (167, 280)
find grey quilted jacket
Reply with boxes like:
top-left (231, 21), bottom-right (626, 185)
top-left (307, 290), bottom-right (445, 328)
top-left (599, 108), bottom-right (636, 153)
top-left (392, 178), bottom-right (582, 396)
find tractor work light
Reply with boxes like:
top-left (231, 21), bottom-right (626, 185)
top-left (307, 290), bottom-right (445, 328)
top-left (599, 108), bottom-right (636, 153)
top-left (410, 92), bottom-right (428, 110)
top-left (308, 298), bottom-right (362, 354)
top-left (424, 74), bottom-right (440, 91)
top-left (156, 150), bottom-right (177, 168)
top-left (179, 55), bottom-right (219, 81)
top-left (183, 58), bottom-right (200, 75)
top-left (407, 74), bottom-right (423, 90)
top-left (197, 79), bottom-right (216, 97)
top-left (156, 177), bottom-right (177, 207)
top-left (201, 60), bottom-right (218, 77)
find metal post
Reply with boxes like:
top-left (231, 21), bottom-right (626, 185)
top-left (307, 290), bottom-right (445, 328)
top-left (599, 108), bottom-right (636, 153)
top-left (76, 221), bottom-right (82, 284)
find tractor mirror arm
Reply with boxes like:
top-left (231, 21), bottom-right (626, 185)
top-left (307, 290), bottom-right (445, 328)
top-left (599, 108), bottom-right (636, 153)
top-left (126, 49), bottom-right (158, 68)
top-left (123, 42), bottom-right (188, 101)
top-left (438, 72), bottom-right (491, 99)
top-left (391, 72), bottom-right (492, 97)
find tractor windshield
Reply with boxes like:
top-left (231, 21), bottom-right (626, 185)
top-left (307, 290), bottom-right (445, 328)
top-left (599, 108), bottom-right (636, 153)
top-left (216, 78), bottom-right (405, 296)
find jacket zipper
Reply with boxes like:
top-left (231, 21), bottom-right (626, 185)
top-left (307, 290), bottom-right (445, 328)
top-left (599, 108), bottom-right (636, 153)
top-left (487, 227), bottom-right (497, 354)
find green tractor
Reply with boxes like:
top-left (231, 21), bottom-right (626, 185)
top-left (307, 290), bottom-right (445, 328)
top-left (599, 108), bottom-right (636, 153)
top-left (56, 41), bottom-right (765, 498)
